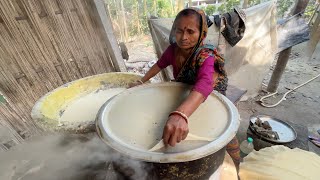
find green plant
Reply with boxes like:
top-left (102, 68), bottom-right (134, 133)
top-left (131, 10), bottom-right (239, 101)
top-left (0, 94), bottom-right (6, 104)
top-left (217, 4), bottom-right (226, 13)
top-left (226, 0), bottom-right (240, 12)
top-left (277, 0), bottom-right (294, 18)
top-left (205, 5), bottom-right (217, 15)
top-left (248, 0), bottom-right (261, 7)
top-left (276, 0), bottom-right (317, 20)
top-left (200, 5), bottom-right (206, 11)
top-left (304, 0), bottom-right (317, 20)
top-left (157, 0), bottom-right (173, 17)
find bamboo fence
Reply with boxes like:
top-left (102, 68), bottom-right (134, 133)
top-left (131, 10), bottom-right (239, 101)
top-left (0, 0), bottom-right (123, 149)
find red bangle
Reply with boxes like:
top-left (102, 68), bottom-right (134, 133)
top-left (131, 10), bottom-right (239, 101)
top-left (169, 111), bottom-right (188, 124)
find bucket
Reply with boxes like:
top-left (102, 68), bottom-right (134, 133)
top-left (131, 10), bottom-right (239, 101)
top-left (96, 82), bottom-right (240, 179)
top-left (31, 72), bottom-right (143, 133)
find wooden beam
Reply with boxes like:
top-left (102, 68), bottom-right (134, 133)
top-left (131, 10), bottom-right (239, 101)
top-left (267, 48), bottom-right (291, 92)
top-left (92, 0), bottom-right (127, 72)
top-left (291, 0), bottom-right (310, 14)
top-left (307, 5), bottom-right (320, 59)
top-left (242, 0), bottom-right (249, 9)
top-left (267, 0), bottom-right (310, 92)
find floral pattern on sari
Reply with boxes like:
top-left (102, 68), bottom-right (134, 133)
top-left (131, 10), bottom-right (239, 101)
top-left (170, 7), bottom-right (228, 95)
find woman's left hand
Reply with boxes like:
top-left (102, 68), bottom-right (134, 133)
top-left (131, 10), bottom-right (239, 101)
top-left (128, 81), bottom-right (142, 88)
top-left (162, 114), bottom-right (189, 147)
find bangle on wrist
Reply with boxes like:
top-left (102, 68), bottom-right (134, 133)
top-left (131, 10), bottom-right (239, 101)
top-left (169, 111), bottom-right (189, 124)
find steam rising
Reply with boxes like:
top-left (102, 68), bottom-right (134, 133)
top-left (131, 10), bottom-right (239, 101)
top-left (0, 134), bottom-right (149, 180)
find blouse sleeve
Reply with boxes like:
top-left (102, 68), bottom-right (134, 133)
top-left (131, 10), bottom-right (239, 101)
top-left (192, 56), bottom-right (215, 99)
top-left (156, 45), bottom-right (174, 69)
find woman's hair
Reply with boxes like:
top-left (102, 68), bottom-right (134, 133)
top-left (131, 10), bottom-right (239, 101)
top-left (175, 9), bottom-right (201, 29)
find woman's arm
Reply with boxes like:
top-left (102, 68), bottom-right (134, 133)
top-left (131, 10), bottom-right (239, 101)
top-left (141, 64), bottom-right (161, 83)
top-left (176, 91), bottom-right (205, 117)
top-left (163, 91), bottom-right (205, 146)
top-left (163, 56), bottom-right (215, 146)
top-left (128, 64), bottom-right (161, 87)
top-left (129, 45), bottom-right (174, 88)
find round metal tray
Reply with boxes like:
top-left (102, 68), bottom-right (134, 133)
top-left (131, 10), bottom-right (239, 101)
top-left (249, 115), bottom-right (297, 143)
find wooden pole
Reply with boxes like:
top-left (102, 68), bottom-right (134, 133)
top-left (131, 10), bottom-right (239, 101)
top-left (308, 3), bottom-right (319, 25)
top-left (307, 5), bottom-right (320, 59)
top-left (120, 0), bottom-right (128, 42)
top-left (177, 0), bottom-right (184, 12)
top-left (291, 0), bottom-right (310, 15)
top-left (267, 0), bottom-right (309, 92)
top-left (144, 0), bottom-right (148, 21)
top-left (112, 0), bottom-right (123, 42)
top-left (242, 0), bottom-right (248, 8)
top-left (154, 0), bottom-right (157, 16)
top-left (171, 0), bottom-right (175, 15)
top-left (93, 0), bottom-right (127, 72)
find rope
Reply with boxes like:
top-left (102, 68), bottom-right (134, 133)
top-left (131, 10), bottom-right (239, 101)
top-left (259, 73), bottom-right (320, 108)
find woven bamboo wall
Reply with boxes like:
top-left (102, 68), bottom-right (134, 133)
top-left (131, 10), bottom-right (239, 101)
top-left (0, 0), bottom-right (119, 147)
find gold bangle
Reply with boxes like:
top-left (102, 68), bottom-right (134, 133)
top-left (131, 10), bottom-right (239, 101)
top-left (169, 111), bottom-right (189, 124)
top-left (138, 79), bottom-right (144, 84)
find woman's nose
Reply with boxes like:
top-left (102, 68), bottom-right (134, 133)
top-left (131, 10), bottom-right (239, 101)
top-left (182, 32), bottom-right (188, 40)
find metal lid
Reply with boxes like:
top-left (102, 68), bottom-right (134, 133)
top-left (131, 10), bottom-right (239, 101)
top-left (249, 115), bottom-right (297, 144)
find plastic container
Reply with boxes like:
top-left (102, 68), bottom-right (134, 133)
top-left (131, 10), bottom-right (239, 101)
top-left (240, 137), bottom-right (254, 157)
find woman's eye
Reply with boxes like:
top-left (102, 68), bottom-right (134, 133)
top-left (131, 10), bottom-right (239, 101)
top-left (187, 30), bottom-right (194, 34)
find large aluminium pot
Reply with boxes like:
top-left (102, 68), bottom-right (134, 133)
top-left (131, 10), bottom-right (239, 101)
top-left (96, 82), bottom-right (240, 179)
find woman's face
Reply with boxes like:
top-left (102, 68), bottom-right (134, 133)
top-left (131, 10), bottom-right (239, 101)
top-left (175, 15), bottom-right (200, 50)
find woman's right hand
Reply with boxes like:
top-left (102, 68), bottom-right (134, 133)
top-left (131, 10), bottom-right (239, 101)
top-left (128, 81), bottom-right (143, 88)
top-left (163, 114), bottom-right (189, 147)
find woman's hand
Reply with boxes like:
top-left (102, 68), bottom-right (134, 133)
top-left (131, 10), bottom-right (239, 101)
top-left (128, 81), bottom-right (143, 88)
top-left (162, 91), bottom-right (205, 146)
top-left (128, 64), bottom-right (162, 88)
top-left (162, 114), bottom-right (189, 147)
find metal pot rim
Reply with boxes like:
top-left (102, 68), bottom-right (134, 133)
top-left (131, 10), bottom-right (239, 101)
top-left (96, 82), bottom-right (240, 163)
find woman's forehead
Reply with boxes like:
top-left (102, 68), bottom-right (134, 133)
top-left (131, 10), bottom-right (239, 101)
top-left (176, 15), bottom-right (200, 29)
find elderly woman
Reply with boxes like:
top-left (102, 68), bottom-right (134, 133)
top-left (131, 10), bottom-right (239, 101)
top-left (130, 8), bottom-right (241, 166)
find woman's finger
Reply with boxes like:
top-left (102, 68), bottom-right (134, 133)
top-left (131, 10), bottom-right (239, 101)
top-left (163, 124), bottom-right (173, 145)
top-left (177, 126), bottom-right (185, 143)
top-left (182, 128), bottom-right (189, 140)
top-left (169, 127), bottom-right (180, 146)
top-left (177, 132), bottom-right (182, 143)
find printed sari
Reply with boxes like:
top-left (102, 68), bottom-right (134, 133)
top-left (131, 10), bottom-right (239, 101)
top-left (169, 8), bottom-right (240, 165)
top-left (169, 8), bottom-right (228, 95)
